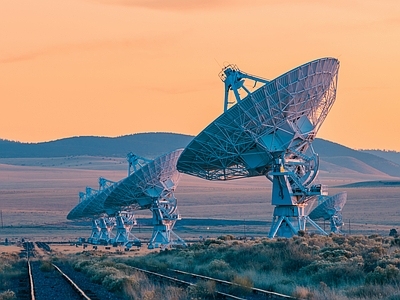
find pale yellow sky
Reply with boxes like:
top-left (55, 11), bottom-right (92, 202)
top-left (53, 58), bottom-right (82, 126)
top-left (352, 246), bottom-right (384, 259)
top-left (1, 0), bottom-right (400, 150)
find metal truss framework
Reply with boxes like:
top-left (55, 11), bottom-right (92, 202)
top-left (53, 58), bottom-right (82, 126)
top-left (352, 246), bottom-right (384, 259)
top-left (104, 149), bottom-right (186, 249)
top-left (87, 213), bottom-right (141, 248)
top-left (177, 58), bottom-right (342, 238)
top-left (309, 191), bottom-right (347, 234)
top-left (67, 150), bottom-right (186, 249)
top-left (178, 58), bottom-right (339, 181)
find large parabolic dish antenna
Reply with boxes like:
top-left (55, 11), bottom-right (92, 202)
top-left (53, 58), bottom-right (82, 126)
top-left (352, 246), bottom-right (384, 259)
top-left (67, 149), bottom-right (186, 249)
top-left (177, 57), bottom-right (346, 238)
top-left (104, 149), bottom-right (186, 249)
top-left (67, 178), bottom-right (121, 220)
top-left (103, 149), bottom-right (182, 213)
top-left (309, 192), bottom-right (347, 233)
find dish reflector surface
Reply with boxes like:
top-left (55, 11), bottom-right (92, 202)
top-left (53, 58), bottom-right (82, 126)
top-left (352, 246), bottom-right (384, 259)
top-left (177, 58), bottom-right (339, 180)
top-left (67, 149), bottom-right (182, 219)
top-left (103, 149), bottom-right (182, 212)
top-left (309, 191), bottom-right (347, 220)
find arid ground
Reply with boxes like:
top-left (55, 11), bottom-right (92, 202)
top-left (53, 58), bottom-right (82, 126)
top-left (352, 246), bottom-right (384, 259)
top-left (0, 157), bottom-right (399, 244)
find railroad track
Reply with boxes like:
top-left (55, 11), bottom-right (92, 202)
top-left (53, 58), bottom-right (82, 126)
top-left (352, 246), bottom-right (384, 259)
top-left (130, 265), bottom-right (247, 300)
top-left (19, 241), bottom-right (297, 299)
top-left (20, 242), bottom-right (36, 259)
top-left (27, 260), bottom-right (100, 300)
top-left (170, 269), bottom-right (296, 300)
top-left (35, 241), bottom-right (52, 252)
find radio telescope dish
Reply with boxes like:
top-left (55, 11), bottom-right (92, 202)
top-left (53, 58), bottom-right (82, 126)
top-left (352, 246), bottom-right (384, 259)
top-left (67, 177), bottom-right (121, 220)
top-left (67, 150), bottom-right (186, 249)
top-left (103, 149), bottom-right (186, 249)
top-left (177, 57), bottom-right (341, 238)
top-left (309, 192), bottom-right (347, 233)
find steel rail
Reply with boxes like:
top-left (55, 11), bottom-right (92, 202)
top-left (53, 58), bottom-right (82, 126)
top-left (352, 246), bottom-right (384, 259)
top-left (130, 266), bottom-right (246, 300)
top-left (27, 261), bottom-right (35, 300)
top-left (51, 264), bottom-right (92, 300)
top-left (170, 269), bottom-right (296, 299)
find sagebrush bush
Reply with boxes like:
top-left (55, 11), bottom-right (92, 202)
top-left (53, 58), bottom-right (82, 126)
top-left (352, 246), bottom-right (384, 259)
top-left (59, 233), bottom-right (400, 300)
top-left (229, 275), bottom-right (253, 295)
top-left (39, 260), bottom-right (53, 272)
top-left (0, 290), bottom-right (16, 300)
top-left (345, 283), bottom-right (400, 299)
top-left (365, 264), bottom-right (400, 285)
top-left (293, 286), bottom-right (315, 300)
top-left (67, 255), bottom-right (188, 300)
top-left (102, 274), bottom-right (125, 292)
top-left (0, 257), bottom-right (24, 293)
top-left (188, 280), bottom-right (216, 299)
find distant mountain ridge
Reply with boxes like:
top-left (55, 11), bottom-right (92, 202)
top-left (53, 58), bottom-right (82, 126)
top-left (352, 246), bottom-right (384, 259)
top-left (360, 149), bottom-right (400, 166)
top-left (0, 132), bottom-right (193, 159)
top-left (1, 133), bottom-right (400, 177)
top-left (313, 139), bottom-right (400, 177)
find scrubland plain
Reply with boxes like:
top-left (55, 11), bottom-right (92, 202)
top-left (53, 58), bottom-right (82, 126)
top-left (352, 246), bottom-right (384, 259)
top-left (1, 157), bottom-right (400, 300)
top-left (0, 156), bottom-right (399, 242)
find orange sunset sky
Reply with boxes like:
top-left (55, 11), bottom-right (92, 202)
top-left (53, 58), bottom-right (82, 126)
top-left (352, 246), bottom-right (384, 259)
top-left (1, 1), bottom-right (400, 151)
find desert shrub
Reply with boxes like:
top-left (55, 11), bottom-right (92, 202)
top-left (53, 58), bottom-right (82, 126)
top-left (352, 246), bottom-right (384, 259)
top-left (0, 263), bottom-right (14, 290)
top-left (229, 275), bottom-right (253, 295)
top-left (218, 235), bottom-right (235, 241)
top-left (301, 260), bottom-right (364, 286)
top-left (365, 264), bottom-right (400, 285)
top-left (377, 258), bottom-right (400, 269)
top-left (0, 290), bottom-right (16, 300)
top-left (123, 273), bottom-right (187, 300)
top-left (292, 286), bottom-right (315, 300)
top-left (280, 242), bottom-right (316, 274)
top-left (391, 237), bottom-right (400, 247)
top-left (39, 260), bottom-right (53, 272)
top-left (393, 250), bottom-right (400, 259)
top-left (204, 239), bottom-right (223, 246)
top-left (146, 261), bottom-right (169, 273)
top-left (282, 249), bottom-right (314, 274)
top-left (223, 245), bottom-right (272, 272)
top-left (122, 271), bottom-right (149, 298)
top-left (208, 259), bottom-right (230, 272)
top-left (188, 280), bottom-right (216, 299)
top-left (332, 235), bottom-right (347, 245)
top-left (89, 234), bottom-right (400, 299)
top-left (102, 274), bottom-right (126, 292)
top-left (88, 266), bottom-right (121, 284)
top-left (0, 259), bottom-right (24, 292)
top-left (163, 286), bottom-right (187, 300)
top-left (362, 246), bottom-right (386, 272)
top-left (346, 235), bottom-right (369, 247)
top-left (195, 259), bottom-right (235, 281)
top-left (268, 238), bottom-right (289, 250)
top-left (346, 283), bottom-right (400, 299)
top-left (73, 259), bottom-right (92, 271)
top-left (264, 278), bottom-right (297, 296)
top-left (282, 254), bottom-right (314, 274)
top-left (319, 248), bottom-right (353, 262)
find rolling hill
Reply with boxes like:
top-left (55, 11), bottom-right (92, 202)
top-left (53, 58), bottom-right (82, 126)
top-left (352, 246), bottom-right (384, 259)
top-left (360, 149), bottom-right (400, 165)
top-left (1, 133), bottom-right (400, 178)
top-left (0, 132), bottom-right (193, 159)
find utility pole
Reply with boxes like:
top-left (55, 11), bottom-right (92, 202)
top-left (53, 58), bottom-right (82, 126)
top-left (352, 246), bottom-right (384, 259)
top-left (348, 219), bottom-right (351, 235)
top-left (0, 210), bottom-right (3, 228)
top-left (243, 219), bottom-right (246, 239)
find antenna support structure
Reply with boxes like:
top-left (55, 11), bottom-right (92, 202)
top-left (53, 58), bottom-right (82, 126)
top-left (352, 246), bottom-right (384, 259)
top-left (178, 58), bottom-right (343, 238)
top-left (267, 150), bottom-right (328, 238)
top-left (148, 188), bottom-right (186, 249)
top-left (220, 64), bottom-right (269, 112)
